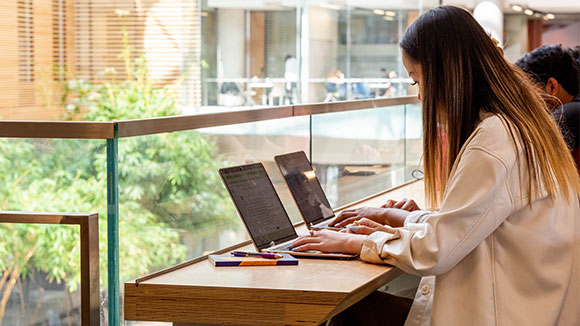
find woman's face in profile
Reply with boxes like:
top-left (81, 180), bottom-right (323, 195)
top-left (402, 51), bottom-right (423, 101)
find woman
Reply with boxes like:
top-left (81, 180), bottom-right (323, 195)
top-left (292, 6), bottom-right (580, 326)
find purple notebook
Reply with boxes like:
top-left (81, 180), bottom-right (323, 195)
top-left (208, 253), bottom-right (299, 267)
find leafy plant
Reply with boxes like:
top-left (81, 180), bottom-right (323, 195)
top-left (0, 28), bottom-right (237, 325)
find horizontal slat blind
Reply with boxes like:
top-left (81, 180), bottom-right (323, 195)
top-left (0, 0), bottom-right (201, 120)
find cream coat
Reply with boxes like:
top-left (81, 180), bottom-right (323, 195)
top-left (360, 115), bottom-right (580, 325)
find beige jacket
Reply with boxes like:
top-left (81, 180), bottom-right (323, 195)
top-left (360, 115), bottom-right (580, 325)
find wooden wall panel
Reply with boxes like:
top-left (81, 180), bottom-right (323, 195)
top-left (0, 2), bottom-right (19, 120)
top-left (0, 0), bottom-right (201, 120)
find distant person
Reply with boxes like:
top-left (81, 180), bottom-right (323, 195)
top-left (284, 55), bottom-right (299, 104)
top-left (325, 69), bottom-right (346, 102)
top-left (387, 70), bottom-right (398, 97)
top-left (569, 46), bottom-right (580, 94)
top-left (377, 68), bottom-right (391, 97)
top-left (516, 44), bottom-right (580, 174)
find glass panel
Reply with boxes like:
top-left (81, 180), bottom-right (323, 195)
top-left (200, 0), bottom-right (298, 108)
top-left (198, 0), bottom-right (436, 109)
top-left (117, 114), bottom-right (310, 281)
top-left (405, 103), bottom-right (423, 181)
top-left (310, 106), bottom-right (406, 207)
top-left (0, 224), bottom-right (81, 326)
top-left (0, 138), bottom-right (107, 325)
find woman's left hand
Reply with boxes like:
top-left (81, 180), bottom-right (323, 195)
top-left (291, 230), bottom-right (367, 254)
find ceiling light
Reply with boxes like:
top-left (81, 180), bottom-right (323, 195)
top-left (546, 13), bottom-right (555, 19)
top-left (385, 11), bottom-right (396, 17)
top-left (373, 9), bottom-right (385, 15)
top-left (524, 9), bottom-right (534, 15)
top-left (511, 5), bottom-right (523, 12)
top-left (533, 12), bottom-right (542, 17)
top-left (383, 16), bottom-right (394, 21)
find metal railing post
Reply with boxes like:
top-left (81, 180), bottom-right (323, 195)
top-left (107, 124), bottom-right (120, 326)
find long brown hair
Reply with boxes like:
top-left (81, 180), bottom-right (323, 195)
top-left (400, 6), bottom-right (580, 208)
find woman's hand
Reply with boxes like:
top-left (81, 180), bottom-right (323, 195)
top-left (381, 198), bottom-right (421, 212)
top-left (329, 206), bottom-right (411, 228)
top-left (291, 230), bottom-right (367, 254)
top-left (329, 206), bottom-right (389, 227)
top-left (345, 218), bottom-right (397, 236)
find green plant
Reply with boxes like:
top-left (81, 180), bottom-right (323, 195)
top-left (0, 29), bottom-right (237, 324)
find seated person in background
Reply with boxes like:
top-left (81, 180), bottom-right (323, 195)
top-left (325, 69), bottom-right (346, 101)
top-left (377, 68), bottom-right (391, 97)
top-left (292, 6), bottom-right (580, 326)
top-left (516, 44), bottom-right (580, 174)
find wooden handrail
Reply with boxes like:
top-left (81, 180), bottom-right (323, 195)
top-left (0, 96), bottom-right (419, 139)
top-left (0, 212), bottom-right (100, 326)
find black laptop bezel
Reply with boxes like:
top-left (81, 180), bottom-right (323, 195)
top-left (219, 162), bottom-right (298, 251)
top-left (274, 151), bottom-right (335, 227)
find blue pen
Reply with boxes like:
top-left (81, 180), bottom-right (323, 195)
top-left (231, 251), bottom-right (283, 259)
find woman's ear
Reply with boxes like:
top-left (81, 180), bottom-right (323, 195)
top-left (544, 77), bottom-right (560, 96)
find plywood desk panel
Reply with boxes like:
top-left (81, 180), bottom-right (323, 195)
top-left (125, 180), bottom-right (425, 325)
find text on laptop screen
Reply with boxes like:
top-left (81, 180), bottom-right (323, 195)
top-left (276, 152), bottom-right (334, 224)
top-left (220, 164), bottom-right (296, 248)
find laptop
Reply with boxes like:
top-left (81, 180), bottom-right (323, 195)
top-left (219, 162), bottom-right (356, 259)
top-left (275, 151), bottom-right (344, 231)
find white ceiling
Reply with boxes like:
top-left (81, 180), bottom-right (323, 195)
top-left (445, 0), bottom-right (580, 14)
top-left (206, 0), bottom-right (580, 14)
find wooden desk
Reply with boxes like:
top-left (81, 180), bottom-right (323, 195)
top-left (125, 180), bottom-right (424, 326)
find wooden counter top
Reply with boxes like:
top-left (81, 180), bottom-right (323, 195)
top-left (125, 180), bottom-right (425, 325)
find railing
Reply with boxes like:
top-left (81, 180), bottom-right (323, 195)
top-left (0, 95), bottom-right (421, 326)
top-left (0, 212), bottom-right (99, 326)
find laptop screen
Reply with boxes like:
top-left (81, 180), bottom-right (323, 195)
top-left (219, 163), bottom-right (297, 249)
top-left (275, 151), bottom-right (334, 225)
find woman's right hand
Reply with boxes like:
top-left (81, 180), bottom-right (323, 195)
top-left (345, 218), bottom-right (397, 236)
top-left (329, 206), bottom-right (389, 228)
top-left (381, 198), bottom-right (420, 212)
top-left (329, 206), bottom-right (411, 228)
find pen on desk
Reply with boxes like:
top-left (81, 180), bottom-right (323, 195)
top-left (231, 251), bottom-right (283, 259)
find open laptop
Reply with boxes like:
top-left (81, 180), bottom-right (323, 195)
top-left (219, 162), bottom-right (356, 259)
top-left (275, 151), bottom-right (344, 231)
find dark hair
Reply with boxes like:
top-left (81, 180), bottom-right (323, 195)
top-left (285, 55), bottom-right (293, 61)
top-left (515, 44), bottom-right (580, 96)
top-left (399, 5), bottom-right (580, 207)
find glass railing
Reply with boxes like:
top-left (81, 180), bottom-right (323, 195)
top-left (0, 212), bottom-right (99, 326)
top-left (0, 96), bottom-right (421, 326)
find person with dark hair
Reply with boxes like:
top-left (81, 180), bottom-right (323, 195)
top-left (515, 45), bottom-right (579, 106)
top-left (292, 6), bottom-right (580, 326)
top-left (516, 45), bottom-right (580, 174)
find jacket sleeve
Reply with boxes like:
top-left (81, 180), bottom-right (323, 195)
top-left (360, 146), bottom-right (514, 275)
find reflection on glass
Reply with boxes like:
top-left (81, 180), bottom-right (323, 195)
top-left (0, 138), bottom-right (106, 326)
top-left (405, 103), bottom-right (424, 181)
top-left (310, 106), bottom-right (408, 207)
top-left (0, 224), bottom-right (81, 326)
top-left (198, 0), bottom-right (434, 110)
top-left (118, 115), bottom-right (310, 283)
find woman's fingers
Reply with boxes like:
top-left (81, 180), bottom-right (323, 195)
top-left (334, 216), bottom-right (361, 227)
top-left (292, 243), bottom-right (321, 252)
top-left (392, 198), bottom-right (408, 209)
top-left (401, 200), bottom-right (419, 211)
top-left (347, 225), bottom-right (376, 235)
top-left (357, 217), bottom-right (382, 228)
top-left (291, 234), bottom-right (318, 248)
top-left (329, 210), bottom-right (356, 226)
top-left (381, 199), bottom-right (398, 208)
